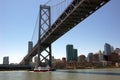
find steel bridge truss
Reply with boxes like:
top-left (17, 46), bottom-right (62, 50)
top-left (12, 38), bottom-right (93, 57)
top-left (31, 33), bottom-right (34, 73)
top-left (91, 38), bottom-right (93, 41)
top-left (20, 0), bottom-right (110, 66)
top-left (37, 5), bottom-right (52, 67)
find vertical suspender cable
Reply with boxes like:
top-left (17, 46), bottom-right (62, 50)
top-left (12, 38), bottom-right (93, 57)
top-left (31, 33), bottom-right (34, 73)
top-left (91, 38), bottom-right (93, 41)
top-left (31, 12), bottom-right (39, 42)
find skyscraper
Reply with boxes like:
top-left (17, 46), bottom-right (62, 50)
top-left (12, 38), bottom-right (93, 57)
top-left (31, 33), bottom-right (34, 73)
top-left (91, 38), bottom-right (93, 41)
top-left (3, 56), bottom-right (9, 65)
top-left (28, 41), bottom-right (33, 53)
top-left (66, 44), bottom-right (78, 62)
top-left (66, 44), bottom-right (73, 62)
top-left (104, 43), bottom-right (112, 55)
top-left (73, 49), bottom-right (78, 61)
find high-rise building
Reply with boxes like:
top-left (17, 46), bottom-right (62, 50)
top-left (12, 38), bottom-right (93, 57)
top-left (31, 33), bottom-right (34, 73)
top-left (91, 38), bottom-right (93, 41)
top-left (66, 44), bottom-right (78, 62)
top-left (111, 46), bottom-right (114, 53)
top-left (98, 51), bottom-right (104, 62)
top-left (28, 41), bottom-right (33, 53)
top-left (104, 43), bottom-right (112, 55)
top-left (3, 56), bottom-right (9, 65)
top-left (73, 49), bottom-right (78, 61)
top-left (87, 53), bottom-right (93, 62)
top-left (66, 44), bottom-right (73, 62)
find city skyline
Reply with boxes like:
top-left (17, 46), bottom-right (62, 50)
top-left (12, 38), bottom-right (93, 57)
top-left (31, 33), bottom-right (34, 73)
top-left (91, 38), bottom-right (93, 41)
top-left (1, 42), bottom-right (120, 64)
top-left (0, 0), bottom-right (120, 64)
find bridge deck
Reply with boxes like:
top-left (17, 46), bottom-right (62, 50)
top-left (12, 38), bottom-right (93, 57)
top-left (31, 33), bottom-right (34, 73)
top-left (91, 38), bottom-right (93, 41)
top-left (0, 64), bottom-right (32, 70)
top-left (20, 0), bottom-right (109, 64)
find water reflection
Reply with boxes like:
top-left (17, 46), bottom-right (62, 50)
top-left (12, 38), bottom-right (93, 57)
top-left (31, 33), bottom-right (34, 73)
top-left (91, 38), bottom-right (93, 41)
top-left (0, 69), bottom-right (120, 80)
top-left (56, 70), bottom-right (120, 76)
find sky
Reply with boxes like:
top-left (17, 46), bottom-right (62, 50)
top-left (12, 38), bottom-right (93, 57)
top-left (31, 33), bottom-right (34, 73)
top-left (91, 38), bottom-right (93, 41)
top-left (0, 0), bottom-right (120, 64)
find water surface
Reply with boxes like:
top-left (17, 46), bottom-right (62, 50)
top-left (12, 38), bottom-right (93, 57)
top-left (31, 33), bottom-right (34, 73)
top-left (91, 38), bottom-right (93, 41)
top-left (0, 68), bottom-right (120, 80)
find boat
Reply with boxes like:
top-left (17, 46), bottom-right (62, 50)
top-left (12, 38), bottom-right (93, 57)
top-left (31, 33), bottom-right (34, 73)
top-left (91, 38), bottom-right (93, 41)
top-left (34, 66), bottom-right (56, 72)
top-left (34, 66), bottom-right (50, 72)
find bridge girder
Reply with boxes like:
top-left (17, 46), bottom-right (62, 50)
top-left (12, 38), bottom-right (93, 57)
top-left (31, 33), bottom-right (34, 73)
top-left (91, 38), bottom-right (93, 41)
top-left (20, 0), bottom-right (110, 65)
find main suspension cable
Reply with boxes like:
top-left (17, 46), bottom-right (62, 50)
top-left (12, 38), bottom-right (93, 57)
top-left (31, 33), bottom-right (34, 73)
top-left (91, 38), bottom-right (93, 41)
top-left (31, 12), bottom-right (39, 41)
top-left (44, 0), bottom-right (51, 5)
top-left (51, 0), bottom-right (66, 8)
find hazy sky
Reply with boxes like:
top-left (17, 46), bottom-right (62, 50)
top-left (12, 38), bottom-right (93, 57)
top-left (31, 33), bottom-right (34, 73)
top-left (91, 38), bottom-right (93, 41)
top-left (0, 0), bottom-right (120, 64)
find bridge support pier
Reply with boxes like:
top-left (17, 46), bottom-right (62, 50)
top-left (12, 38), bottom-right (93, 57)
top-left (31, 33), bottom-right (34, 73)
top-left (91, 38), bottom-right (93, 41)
top-left (37, 5), bottom-right (52, 68)
top-left (38, 45), bottom-right (52, 67)
top-left (48, 45), bottom-right (52, 68)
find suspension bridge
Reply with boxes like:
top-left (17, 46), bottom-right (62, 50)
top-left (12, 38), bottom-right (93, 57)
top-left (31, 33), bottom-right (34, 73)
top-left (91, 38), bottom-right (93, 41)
top-left (20, 0), bottom-right (110, 68)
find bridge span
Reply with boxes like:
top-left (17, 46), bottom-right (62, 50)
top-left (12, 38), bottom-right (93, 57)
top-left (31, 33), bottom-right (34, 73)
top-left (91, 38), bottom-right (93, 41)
top-left (20, 0), bottom-right (109, 66)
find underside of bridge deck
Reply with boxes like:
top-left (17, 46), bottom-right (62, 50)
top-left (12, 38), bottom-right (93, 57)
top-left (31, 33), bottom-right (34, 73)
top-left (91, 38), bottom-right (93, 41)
top-left (20, 0), bottom-right (110, 65)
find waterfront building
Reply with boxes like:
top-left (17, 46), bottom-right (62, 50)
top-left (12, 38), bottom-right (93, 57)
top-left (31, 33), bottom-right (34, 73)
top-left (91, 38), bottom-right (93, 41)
top-left (73, 49), bottom-right (78, 61)
top-left (87, 53), bottom-right (93, 62)
top-left (109, 53), bottom-right (119, 63)
top-left (93, 53), bottom-right (99, 62)
top-left (53, 59), bottom-right (61, 63)
top-left (98, 52), bottom-right (104, 62)
top-left (94, 51), bottom-right (104, 62)
top-left (62, 57), bottom-right (66, 68)
top-left (111, 46), bottom-right (114, 53)
top-left (34, 56), bottom-right (38, 63)
top-left (104, 43), bottom-right (112, 55)
top-left (3, 56), bottom-right (9, 65)
top-left (115, 48), bottom-right (120, 54)
top-left (62, 57), bottom-right (66, 63)
top-left (33, 56), bottom-right (39, 66)
top-left (78, 54), bottom-right (86, 63)
top-left (52, 59), bottom-right (62, 68)
top-left (66, 44), bottom-right (74, 62)
top-left (66, 44), bottom-right (78, 62)
top-left (28, 41), bottom-right (33, 53)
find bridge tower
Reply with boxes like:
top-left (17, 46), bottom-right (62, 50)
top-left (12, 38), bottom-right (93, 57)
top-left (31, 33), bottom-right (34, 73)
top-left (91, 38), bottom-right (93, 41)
top-left (37, 5), bottom-right (52, 67)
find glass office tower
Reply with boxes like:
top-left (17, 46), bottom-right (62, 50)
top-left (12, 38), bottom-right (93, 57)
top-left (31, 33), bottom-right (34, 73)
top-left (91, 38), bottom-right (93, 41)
top-left (66, 44), bottom-right (78, 62)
